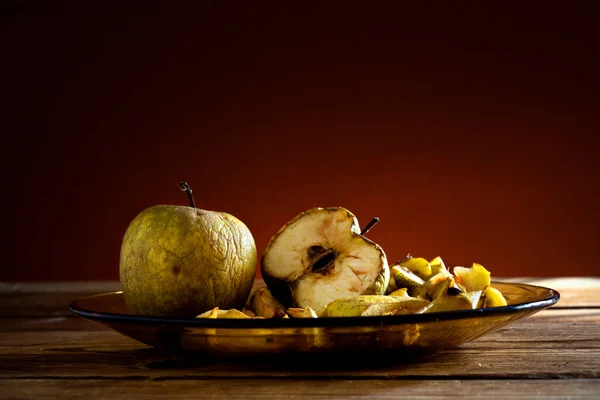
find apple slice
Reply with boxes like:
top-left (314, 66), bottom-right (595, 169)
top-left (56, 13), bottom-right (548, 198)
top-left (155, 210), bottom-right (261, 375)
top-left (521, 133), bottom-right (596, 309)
top-left (422, 290), bottom-right (482, 313)
top-left (261, 207), bottom-right (389, 312)
top-left (429, 256), bottom-right (447, 276)
top-left (453, 263), bottom-right (491, 292)
top-left (484, 286), bottom-right (508, 307)
top-left (389, 288), bottom-right (409, 297)
top-left (322, 295), bottom-right (428, 317)
top-left (399, 255), bottom-right (432, 280)
top-left (286, 307), bottom-right (319, 318)
top-left (246, 286), bottom-right (287, 318)
top-left (195, 307), bottom-right (251, 319)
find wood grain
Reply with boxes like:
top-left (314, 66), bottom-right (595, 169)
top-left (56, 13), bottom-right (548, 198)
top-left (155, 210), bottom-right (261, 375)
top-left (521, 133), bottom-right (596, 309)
top-left (0, 293), bottom-right (100, 317)
top-left (0, 282), bottom-right (123, 294)
top-left (1, 278), bottom-right (599, 398)
top-left (0, 282), bottom-right (121, 317)
top-left (2, 379), bottom-right (600, 400)
top-left (0, 317), bottom-right (106, 332)
top-left (1, 309), bottom-right (598, 380)
top-left (1, 278), bottom-right (598, 318)
top-left (2, 308), bottom-right (598, 333)
top-left (498, 277), bottom-right (600, 308)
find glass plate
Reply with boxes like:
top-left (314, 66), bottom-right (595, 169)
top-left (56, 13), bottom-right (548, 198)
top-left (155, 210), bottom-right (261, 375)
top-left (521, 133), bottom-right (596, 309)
top-left (69, 281), bottom-right (559, 358)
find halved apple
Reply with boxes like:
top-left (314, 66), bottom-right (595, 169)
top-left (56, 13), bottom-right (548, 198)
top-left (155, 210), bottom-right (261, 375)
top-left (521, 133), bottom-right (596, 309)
top-left (261, 207), bottom-right (389, 312)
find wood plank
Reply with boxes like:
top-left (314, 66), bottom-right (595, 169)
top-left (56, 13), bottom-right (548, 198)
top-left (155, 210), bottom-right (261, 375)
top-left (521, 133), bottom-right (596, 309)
top-left (1, 343), bottom-right (596, 379)
top-left (2, 379), bottom-right (600, 399)
top-left (3, 307), bottom-right (597, 333)
top-left (1, 277), bottom-right (597, 318)
top-left (0, 346), bottom-right (600, 380)
top-left (0, 292), bottom-right (118, 317)
top-left (0, 282), bottom-right (122, 317)
top-left (0, 281), bottom-right (122, 294)
top-left (0, 309), bottom-right (598, 379)
top-left (0, 277), bottom-right (592, 318)
top-left (0, 316), bottom-right (106, 332)
top-left (2, 309), bottom-right (598, 344)
top-left (498, 277), bottom-right (600, 308)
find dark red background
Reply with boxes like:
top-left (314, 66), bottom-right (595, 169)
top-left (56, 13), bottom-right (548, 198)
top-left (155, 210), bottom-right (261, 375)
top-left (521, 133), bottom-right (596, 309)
top-left (4, 2), bottom-right (600, 281)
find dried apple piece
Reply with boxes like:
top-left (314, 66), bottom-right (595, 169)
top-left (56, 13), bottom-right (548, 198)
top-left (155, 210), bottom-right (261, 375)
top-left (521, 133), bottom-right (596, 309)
top-left (453, 263), bottom-right (491, 292)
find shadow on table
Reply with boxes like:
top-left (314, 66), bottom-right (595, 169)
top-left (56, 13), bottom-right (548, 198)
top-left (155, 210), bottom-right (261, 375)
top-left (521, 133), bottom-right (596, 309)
top-left (36, 337), bottom-right (466, 373)
top-left (142, 348), bottom-right (461, 372)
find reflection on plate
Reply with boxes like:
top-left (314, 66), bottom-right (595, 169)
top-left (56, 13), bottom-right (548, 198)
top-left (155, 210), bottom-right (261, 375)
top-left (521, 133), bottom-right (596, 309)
top-left (70, 281), bottom-right (559, 358)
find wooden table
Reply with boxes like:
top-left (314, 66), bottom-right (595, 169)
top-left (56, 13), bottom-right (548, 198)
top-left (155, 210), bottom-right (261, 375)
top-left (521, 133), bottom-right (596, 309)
top-left (1, 278), bottom-right (599, 399)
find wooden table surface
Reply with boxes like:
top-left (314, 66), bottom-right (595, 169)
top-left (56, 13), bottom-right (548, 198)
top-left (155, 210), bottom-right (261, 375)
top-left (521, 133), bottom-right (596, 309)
top-left (1, 277), bottom-right (599, 399)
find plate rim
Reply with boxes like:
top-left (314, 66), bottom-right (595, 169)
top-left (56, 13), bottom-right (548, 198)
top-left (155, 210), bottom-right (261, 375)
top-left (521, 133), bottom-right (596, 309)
top-left (69, 281), bottom-right (560, 328)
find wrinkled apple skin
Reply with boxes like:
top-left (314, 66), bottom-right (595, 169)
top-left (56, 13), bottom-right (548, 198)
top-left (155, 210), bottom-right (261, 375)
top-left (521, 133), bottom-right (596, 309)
top-left (120, 205), bottom-right (257, 317)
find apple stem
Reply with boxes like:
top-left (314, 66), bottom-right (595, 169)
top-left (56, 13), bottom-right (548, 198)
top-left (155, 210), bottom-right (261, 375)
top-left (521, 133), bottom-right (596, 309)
top-left (178, 181), bottom-right (196, 208)
top-left (360, 217), bottom-right (379, 235)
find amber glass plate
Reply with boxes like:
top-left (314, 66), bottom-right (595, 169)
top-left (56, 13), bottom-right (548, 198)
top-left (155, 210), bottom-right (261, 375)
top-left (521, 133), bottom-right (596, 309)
top-left (70, 281), bottom-right (559, 358)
